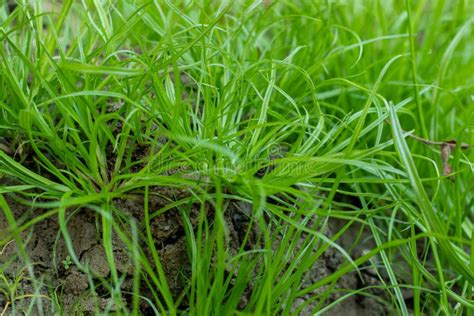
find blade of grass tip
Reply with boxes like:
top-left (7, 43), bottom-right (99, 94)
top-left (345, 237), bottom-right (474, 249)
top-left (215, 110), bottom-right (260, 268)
top-left (405, 0), bottom-right (428, 139)
top-left (53, 0), bottom-right (73, 34)
top-left (0, 32), bottom-right (30, 110)
top-left (159, 0), bottom-right (234, 69)
top-left (387, 102), bottom-right (474, 293)
top-left (331, 24), bottom-right (363, 68)
top-left (345, 54), bottom-right (406, 157)
top-left (431, 17), bottom-right (474, 138)
top-left (80, 0), bottom-right (106, 41)
top-left (0, 151), bottom-right (69, 194)
top-left (249, 68), bottom-right (276, 157)
top-left (0, 185), bottom-right (36, 194)
top-left (93, 0), bottom-right (113, 39)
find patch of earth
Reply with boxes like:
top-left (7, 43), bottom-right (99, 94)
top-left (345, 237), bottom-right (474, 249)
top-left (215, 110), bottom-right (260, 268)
top-left (293, 219), bottom-right (389, 315)
top-left (0, 175), bottom-right (399, 315)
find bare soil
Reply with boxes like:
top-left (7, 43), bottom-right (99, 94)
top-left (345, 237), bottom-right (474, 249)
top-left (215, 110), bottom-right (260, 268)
top-left (0, 179), bottom-right (395, 314)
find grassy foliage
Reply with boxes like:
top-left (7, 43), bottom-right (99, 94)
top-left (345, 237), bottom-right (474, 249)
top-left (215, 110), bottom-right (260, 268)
top-left (1, 0), bottom-right (473, 314)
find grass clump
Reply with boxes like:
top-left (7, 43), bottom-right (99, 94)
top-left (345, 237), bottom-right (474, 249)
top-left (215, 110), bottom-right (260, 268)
top-left (0, 0), bottom-right (473, 315)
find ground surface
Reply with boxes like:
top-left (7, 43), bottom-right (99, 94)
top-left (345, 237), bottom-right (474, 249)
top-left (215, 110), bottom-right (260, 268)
top-left (0, 181), bottom-right (390, 314)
